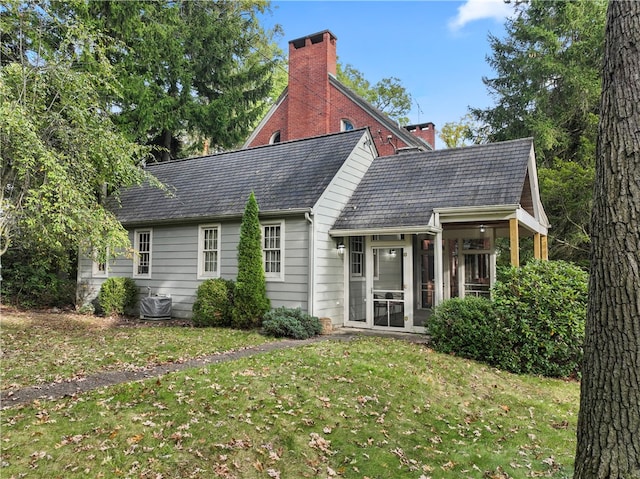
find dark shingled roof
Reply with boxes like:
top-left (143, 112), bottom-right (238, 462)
top-left (332, 138), bottom-right (534, 231)
top-left (112, 129), bottom-right (367, 225)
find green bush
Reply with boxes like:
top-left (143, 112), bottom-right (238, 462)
top-left (1, 246), bottom-right (76, 308)
top-left (98, 277), bottom-right (138, 316)
top-left (428, 260), bottom-right (587, 378)
top-left (262, 307), bottom-right (322, 339)
top-left (192, 278), bottom-right (235, 327)
top-left (428, 296), bottom-right (501, 363)
top-left (492, 260), bottom-right (587, 377)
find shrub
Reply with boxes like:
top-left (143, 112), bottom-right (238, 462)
top-left (232, 192), bottom-right (270, 329)
top-left (492, 260), bottom-right (588, 377)
top-left (262, 307), bottom-right (322, 339)
top-left (1, 246), bottom-right (76, 308)
top-left (98, 277), bottom-right (138, 316)
top-left (192, 278), bottom-right (235, 327)
top-left (428, 296), bottom-right (502, 363)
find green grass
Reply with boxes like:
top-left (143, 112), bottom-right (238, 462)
top-left (0, 310), bottom-right (274, 390)
top-left (1, 315), bottom-right (580, 479)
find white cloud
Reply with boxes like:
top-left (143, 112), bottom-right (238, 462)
top-left (448, 0), bottom-right (514, 32)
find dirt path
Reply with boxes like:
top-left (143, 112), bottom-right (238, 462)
top-left (0, 335), bottom-right (353, 409)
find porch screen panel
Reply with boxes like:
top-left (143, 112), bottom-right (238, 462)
top-left (349, 237), bottom-right (366, 322)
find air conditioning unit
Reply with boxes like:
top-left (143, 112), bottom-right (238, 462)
top-left (140, 295), bottom-right (172, 320)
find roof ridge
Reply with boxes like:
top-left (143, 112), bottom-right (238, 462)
top-left (145, 128), bottom-right (368, 168)
top-left (435, 137), bottom-right (534, 154)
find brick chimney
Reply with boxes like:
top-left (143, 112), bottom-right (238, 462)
top-left (287, 30), bottom-right (337, 139)
top-left (404, 122), bottom-right (436, 150)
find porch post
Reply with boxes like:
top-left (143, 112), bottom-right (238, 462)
top-left (534, 233), bottom-right (542, 259)
top-left (541, 235), bottom-right (549, 260)
top-left (509, 218), bottom-right (520, 267)
top-left (434, 230), bottom-right (444, 305)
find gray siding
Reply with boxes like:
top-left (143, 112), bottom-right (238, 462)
top-left (311, 134), bottom-right (377, 323)
top-left (77, 217), bottom-right (309, 319)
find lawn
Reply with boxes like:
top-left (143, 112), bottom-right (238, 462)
top-left (0, 309), bottom-right (275, 391)
top-left (0, 311), bottom-right (580, 478)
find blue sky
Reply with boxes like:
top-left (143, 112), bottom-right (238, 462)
top-left (259, 0), bottom-right (515, 148)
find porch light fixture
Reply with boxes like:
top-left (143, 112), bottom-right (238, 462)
top-left (336, 240), bottom-right (345, 255)
top-left (479, 224), bottom-right (486, 233)
top-left (389, 249), bottom-right (397, 258)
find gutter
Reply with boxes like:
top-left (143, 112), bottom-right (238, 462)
top-left (120, 208), bottom-right (314, 228)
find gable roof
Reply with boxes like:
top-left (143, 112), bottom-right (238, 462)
top-left (242, 79), bottom-right (431, 152)
top-left (112, 129), bottom-right (369, 225)
top-left (328, 76), bottom-right (432, 151)
top-left (331, 138), bottom-right (536, 231)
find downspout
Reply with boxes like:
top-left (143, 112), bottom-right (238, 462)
top-left (305, 211), bottom-right (315, 316)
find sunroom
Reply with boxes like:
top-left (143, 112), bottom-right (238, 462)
top-left (330, 138), bottom-right (549, 333)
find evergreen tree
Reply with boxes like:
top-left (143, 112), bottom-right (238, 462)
top-left (471, 0), bottom-right (607, 265)
top-left (75, 0), bottom-right (278, 161)
top-left (232, 192), bottom-right (270, 329)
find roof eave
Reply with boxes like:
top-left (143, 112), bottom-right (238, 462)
top-left (329, 225), bottom-right (441, 237)
top-left (121, 207), bottom-right (313, 228)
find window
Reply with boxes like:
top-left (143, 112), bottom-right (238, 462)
top-left (92, 248), bottom-right (108, 278)
top-left (269, 131), bottom-right (281, 144)
top-left (198, 225), bottom-right (220, 278)
top-left (263, 222), bottom-right (284, 280)
top-left (341, 119), bottom-right (354, 131)
top-left (350, 236), bottom-right (364, 277)
top-left (134, 229), bottom-right (152, 277)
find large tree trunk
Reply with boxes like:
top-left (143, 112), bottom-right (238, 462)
top-left (574, 1), bottom-right (640, 478)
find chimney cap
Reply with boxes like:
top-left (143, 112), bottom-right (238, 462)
top-left (289, 30), bottom-right (338, 49)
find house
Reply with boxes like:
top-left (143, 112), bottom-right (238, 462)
top-left (243, 30), bottom-right (436, 156)
top-left (77, 129), bottom-right (549, 333)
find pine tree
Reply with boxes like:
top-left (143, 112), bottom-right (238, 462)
top-left (232, 192), bottom-right (270, 329)
top-left (471, 0), bottom-right (607, 265)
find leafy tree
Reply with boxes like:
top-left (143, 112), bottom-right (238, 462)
top-left (0, 0), bottom-right (152, 264)
top-left (337, 63), bottom-right (412, 125)
top-left (574, 2), bottom-right (640, 477)
top-left (74, 0), bottom-right (278, 161)
top-left (438, 113), bottom-right (487, 148)
top-left (232, 192), bottom-right (270, 329)
top-left (471, 0), bottom-right (607, 264)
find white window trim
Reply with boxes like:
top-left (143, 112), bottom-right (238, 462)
top-left (350, 236), bottom-right (365, 279)
top-left (197, 224), bottom-right (221, 279)
top-left (269, 131), bottom-right (281, 144)
top-left (341, 118), bottom-right (355, 131)
top-left (133, 228), bottom-right (153, 278)
top-left (262, 220), bottom-right (285, 281)
top-left (92, 248), bottom-right (109, 278)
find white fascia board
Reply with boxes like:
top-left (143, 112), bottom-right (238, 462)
top-left (526, 146), bottom-right (551, 228)
top-left (516, 208), bottom-right (548, 235)
top-left (435, 204), bottom-right (548, 235)
top-left (434, 205), bottom-right (520, 222)
top-left (329, 225), bottom-right (441, 237)
top-left (241, 88), bottom-right (289, 149)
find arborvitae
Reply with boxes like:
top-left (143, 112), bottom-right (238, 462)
top-left (232, 192), bottom-right (270, 328)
